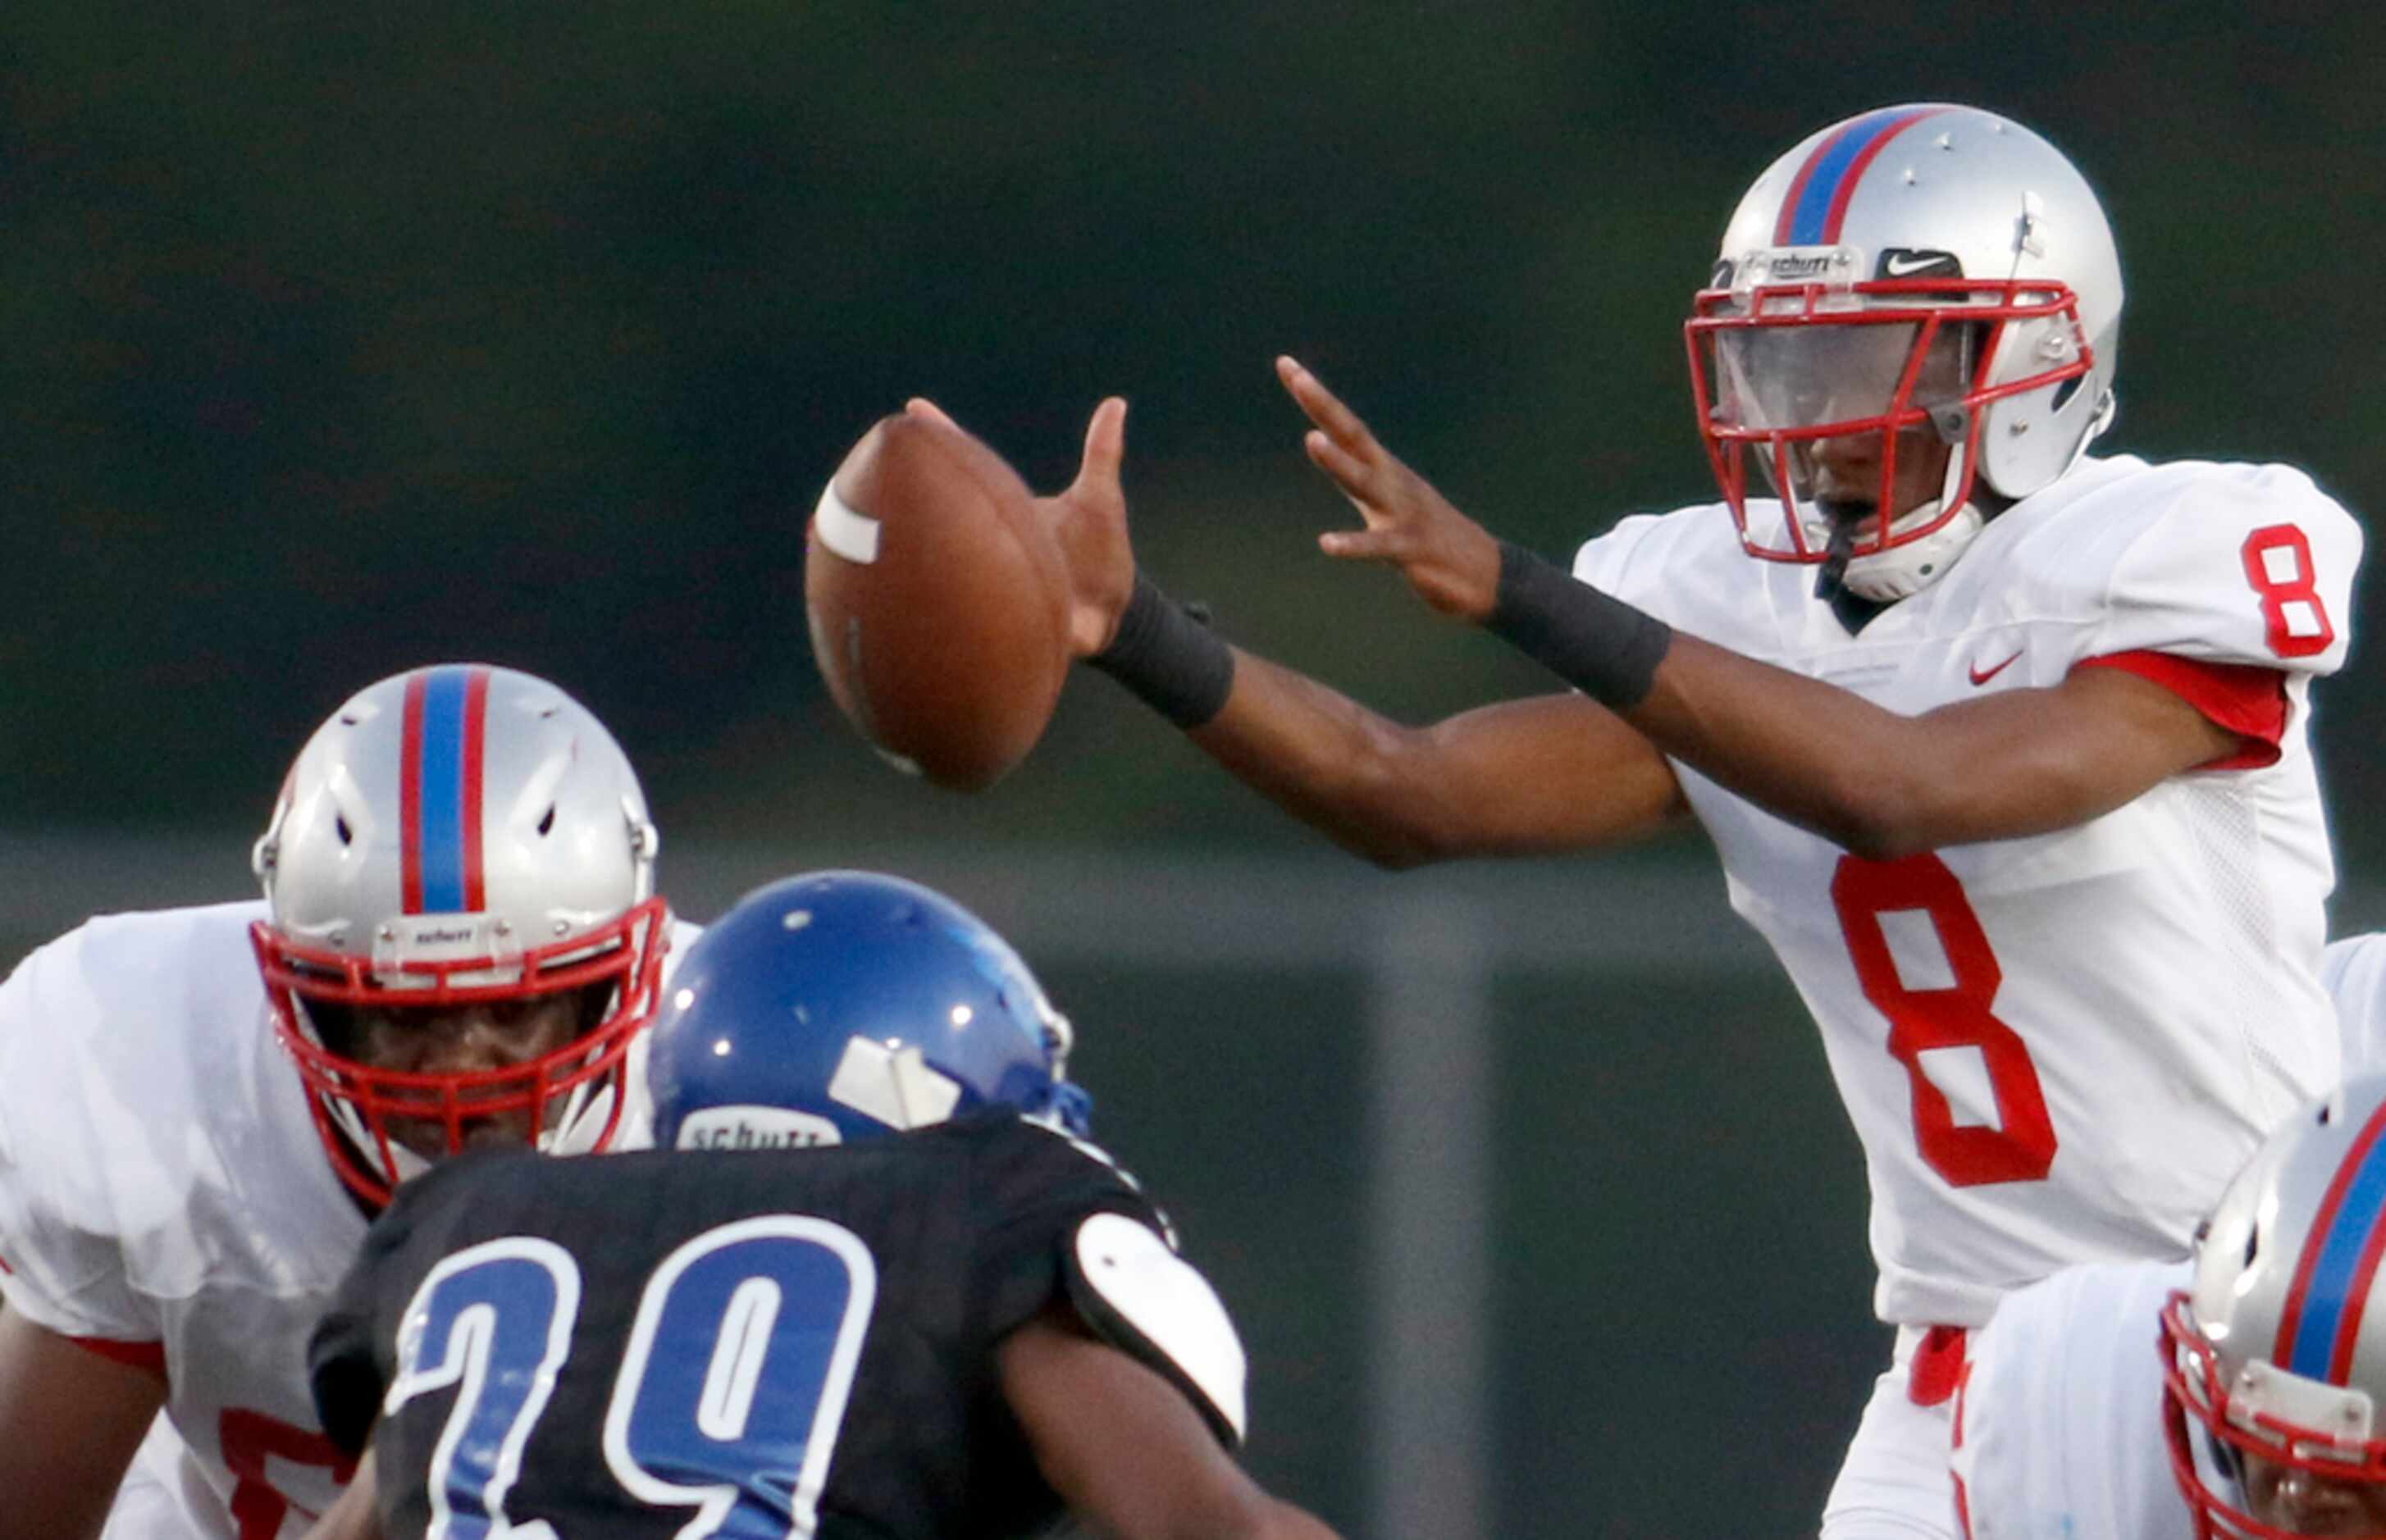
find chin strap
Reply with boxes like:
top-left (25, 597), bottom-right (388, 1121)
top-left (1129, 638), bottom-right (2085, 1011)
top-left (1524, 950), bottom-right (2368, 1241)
top-left (1837, 502), bottom-right (1987, 603)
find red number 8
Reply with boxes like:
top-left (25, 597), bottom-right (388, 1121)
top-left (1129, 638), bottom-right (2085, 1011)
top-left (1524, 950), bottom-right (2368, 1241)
top-left (1832, 853), bottom-right (2056, 1188)
top-left (2242, 524), bottom-right (2334, 659)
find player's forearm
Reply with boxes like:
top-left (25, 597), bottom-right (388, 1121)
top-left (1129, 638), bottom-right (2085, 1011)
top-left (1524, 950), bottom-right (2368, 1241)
top-left (1090, 582), bottom-right (1609, 866)
top-left (1483, 546), bottom-right (1964, 855)
top-left (1185, 650), bottom-right (1480, 870)
top-left (1622, 634), bottom-right (2193, 858)
top-left (0, 1314), bottom-right (165, 1540)
top-left (1483, 545), bottom-right (2129, 856)
top-left (1622, 633), bottom-right (1960, 858)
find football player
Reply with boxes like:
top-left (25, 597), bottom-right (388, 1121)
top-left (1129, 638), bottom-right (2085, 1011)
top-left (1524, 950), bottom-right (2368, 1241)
top-left (1950, 936), bottom-right (2386, 1539)
top-left (960, 103), bottom-right (2365, 1536)
top-left (0, 663), bottom-right (700, 1539)
top-left (299, 869), bottom-right (1343, 1540)
top-left (1956, 1066), bottom-right (2386, 1538)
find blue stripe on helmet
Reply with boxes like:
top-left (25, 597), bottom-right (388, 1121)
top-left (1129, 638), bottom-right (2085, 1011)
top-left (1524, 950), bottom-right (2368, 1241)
top-left (2287, 1134), bottom-right (2386, 1380)
top-left (414, 666), bottom-right (472, 914)
top-left (1785, 107), bottom-right (1917, 246)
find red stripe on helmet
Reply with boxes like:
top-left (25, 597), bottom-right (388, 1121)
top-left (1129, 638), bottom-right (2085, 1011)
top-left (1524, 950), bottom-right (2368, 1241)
top-left (399, 672), bottom-right (428, 914)
top-left (1819, 107), bottom-right (1939, 244)
top-left (1771, 121), bottom-right (1860, 246)
top-left (2275, 1096), bottom-right (2386, 1370)
top-left (2332, 1193), bottom-right (2386, 1384)
top-left (460, 666), bottom-right (491, 912)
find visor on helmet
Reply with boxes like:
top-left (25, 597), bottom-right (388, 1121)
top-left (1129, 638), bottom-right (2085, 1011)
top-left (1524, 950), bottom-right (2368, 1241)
top-left (1686, 276), bottom-right (2089, 565)
top-left (1709, 316), bottom-right (1978, 436)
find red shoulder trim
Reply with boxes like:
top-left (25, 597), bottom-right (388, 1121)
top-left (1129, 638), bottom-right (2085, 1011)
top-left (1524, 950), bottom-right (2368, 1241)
top-left (2072, 650), bottom-right (2290, 772)
top-left (69, 1334), bottom-right (168, 1380)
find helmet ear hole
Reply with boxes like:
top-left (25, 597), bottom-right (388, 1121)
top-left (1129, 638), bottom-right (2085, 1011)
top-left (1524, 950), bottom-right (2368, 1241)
top-left (537, 805), bottom-right (556, 836)
top-left (334, 815), bottom-right (354, 847)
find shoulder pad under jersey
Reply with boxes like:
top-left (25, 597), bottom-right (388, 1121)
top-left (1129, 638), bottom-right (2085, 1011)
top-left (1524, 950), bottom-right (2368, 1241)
top-left (1063, 1211), bottom-right (1247, 1446)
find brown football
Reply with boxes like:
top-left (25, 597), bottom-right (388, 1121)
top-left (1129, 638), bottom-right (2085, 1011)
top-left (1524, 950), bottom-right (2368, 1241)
top-left (805, 412), bottom-right (1070, 791)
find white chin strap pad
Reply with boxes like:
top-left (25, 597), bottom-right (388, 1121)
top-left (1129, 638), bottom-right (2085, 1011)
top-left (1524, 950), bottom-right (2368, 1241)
top-left (1841, 503), bottom-right (1986, 602)
top-left (1064, 1212), bottom-right (1249, 1446)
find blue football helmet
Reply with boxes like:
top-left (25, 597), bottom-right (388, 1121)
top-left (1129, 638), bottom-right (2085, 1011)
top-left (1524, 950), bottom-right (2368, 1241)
top-left (649, 870), bottom-right (1092, 1150)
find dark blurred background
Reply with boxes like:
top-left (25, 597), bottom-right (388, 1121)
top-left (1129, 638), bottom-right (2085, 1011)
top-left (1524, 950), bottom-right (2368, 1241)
top-left (6, 3), bottom-right (2383, 1533)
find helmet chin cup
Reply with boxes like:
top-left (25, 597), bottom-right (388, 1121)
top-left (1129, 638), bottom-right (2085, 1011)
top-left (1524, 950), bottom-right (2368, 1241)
top-left (1838, 503), bottom-right (1985, 601)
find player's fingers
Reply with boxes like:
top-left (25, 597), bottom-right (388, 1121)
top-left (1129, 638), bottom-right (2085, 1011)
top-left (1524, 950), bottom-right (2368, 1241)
top-left (1318, 526), bottom-right (1399, 562)
top-left (1082, 396), bottom-right (1127, 479)
top-left (1302, 430), bottom-right (1388, 509)
top-left (1277, 355), bottom-right (1378, 457)
top-left (905, 397), bottom-right (958, 429)
top-left (1062, 397), bottom-right (1128, 513)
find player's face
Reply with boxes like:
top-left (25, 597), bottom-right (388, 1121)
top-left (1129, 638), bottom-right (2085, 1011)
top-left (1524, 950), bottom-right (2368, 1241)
top-left (343, 991), bottom-right (590, 1160)
top-left (1714, 313), bottom-right (1976, 549)
top-left (2239, 1449), bottom-right (2386, 1536)
top-left (1788, 425), bottom-right (1955, 544)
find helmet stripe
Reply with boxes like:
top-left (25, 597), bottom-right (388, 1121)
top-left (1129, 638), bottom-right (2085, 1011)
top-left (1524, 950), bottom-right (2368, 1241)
top-left (458, 666), bottom-right (490, 914)
top-left (1773, 106), bottom-right (1941, 248)
top-left (399, 672), bottom-right (427, 914)
top-left (2275, 1096), bottom-right (2386, 1382)
top-left (404, 665), bottom-right (490, 914)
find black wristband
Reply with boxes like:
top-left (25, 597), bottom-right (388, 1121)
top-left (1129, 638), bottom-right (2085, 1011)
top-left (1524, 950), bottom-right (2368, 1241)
top-left (1484, 540), bottom-right (1672, 709)
top-left (1088, 575), bottom-right (1236, 729)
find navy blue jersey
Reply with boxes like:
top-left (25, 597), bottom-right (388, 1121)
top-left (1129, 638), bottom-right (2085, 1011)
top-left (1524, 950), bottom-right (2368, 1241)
top-left (309, 1111), bottom-right (1183, 1540)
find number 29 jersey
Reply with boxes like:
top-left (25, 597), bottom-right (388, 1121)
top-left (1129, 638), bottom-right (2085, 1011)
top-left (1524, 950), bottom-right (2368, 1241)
top-left (1575, 454), bottom-right (2361, 1329)
top-left (308, 1111), bottom-right (1246, 1540)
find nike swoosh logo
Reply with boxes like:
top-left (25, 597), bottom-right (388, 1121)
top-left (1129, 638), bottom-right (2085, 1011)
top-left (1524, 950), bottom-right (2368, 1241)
top-left (1882, 252), bottom-right (1948, 276)
top-left (1969, 650), bottom-right (2023, 686)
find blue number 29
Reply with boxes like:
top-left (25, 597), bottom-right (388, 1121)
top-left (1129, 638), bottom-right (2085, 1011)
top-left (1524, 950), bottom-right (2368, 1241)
top-left (386, 1219), bottom-right (877, 1540)
top-left (604, 1218), bottom-right (878, 1538)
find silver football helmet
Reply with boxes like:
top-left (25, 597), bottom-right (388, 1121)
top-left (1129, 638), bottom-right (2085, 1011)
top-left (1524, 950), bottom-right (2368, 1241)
top-left (1686, 103), bottom-right (2123, 600)
top-left (249, 663), bottom-right (668, 1205)
top-left (2164, 1071), bottom-right (2386, 1537)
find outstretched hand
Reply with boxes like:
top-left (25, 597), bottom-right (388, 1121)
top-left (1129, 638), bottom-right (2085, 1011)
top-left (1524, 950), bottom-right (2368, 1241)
top-left (906, 396), bottom-right (1136, 657)
top-left (1276, 356), bottom-right (1503, 622)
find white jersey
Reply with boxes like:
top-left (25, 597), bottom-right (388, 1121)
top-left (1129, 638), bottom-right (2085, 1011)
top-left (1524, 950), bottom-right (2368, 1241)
top-left (0, 900), bottom-right (702, 1539)
top-left (1577, 455), bottom-right (2361, 1328)
top-left (2325, 933), bottom-right (2386, 1074)
top-left (1950, 1259), bottom-right (2194, 1538)
top-left (1938, 946), bottom-right (2386, 1540)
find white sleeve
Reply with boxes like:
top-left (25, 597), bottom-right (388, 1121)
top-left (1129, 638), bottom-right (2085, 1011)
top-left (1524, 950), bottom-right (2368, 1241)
top-left (1570, 513), bottom-right (1671, 599)
top-left (2325, 934), bottom-right (2386, 1075)
top-left (1952, 1260), bottom-right (2192, 1539)
top-left (2084, 466), bottom-right (2359, 678)
top-left (0, 931), bottom-right (160, 1342)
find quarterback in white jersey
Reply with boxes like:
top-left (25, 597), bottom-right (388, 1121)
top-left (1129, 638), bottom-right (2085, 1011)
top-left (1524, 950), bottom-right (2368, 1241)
top-left (1950, 939), bottom-right (2386, 1539)
top-left (0, 665), bottom-right (697, 1540)
top-left (1008, 103), bottom-right (2363, 1538)
top-left (1577, 445), bottom-right (2356, 1327)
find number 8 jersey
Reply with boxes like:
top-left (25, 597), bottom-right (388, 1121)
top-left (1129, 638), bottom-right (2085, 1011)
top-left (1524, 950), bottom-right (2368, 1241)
top-left (307, 1110), bottom-right (1248, 1540)
top-left (1574, 453), bottom-right (2361, 1330)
